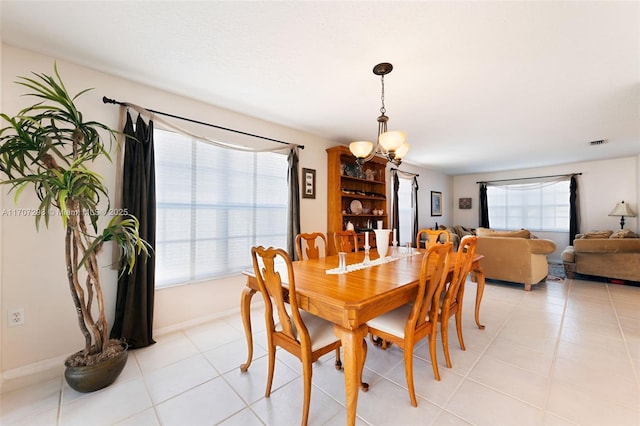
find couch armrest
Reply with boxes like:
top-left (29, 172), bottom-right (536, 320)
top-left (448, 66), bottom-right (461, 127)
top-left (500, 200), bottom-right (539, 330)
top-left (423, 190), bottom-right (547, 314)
top-left (561, 246), bottom-right (575, 263)
top-left (528, 239), bottom-right (556, 255)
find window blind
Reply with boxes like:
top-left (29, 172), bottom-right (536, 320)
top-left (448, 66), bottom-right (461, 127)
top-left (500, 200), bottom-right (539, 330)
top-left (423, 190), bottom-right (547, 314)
top-left (487, 178), bottom-right (570, 232)
top-left (154, 129), bottom-right (288, 287)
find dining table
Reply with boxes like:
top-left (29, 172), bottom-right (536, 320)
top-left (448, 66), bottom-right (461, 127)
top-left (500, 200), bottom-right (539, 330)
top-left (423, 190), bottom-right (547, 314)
top-left (240, 247), bottom-right (486, 426)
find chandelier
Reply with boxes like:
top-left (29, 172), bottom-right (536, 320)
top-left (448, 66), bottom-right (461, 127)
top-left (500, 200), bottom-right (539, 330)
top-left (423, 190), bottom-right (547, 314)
top-left (349, 62), bottom-right (409, 166)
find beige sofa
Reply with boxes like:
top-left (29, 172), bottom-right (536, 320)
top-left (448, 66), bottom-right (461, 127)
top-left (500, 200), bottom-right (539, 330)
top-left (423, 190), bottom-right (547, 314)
top-left (437, 225), bottom-right (476, 250)
top-left (475, 228), bottom-right (557, 291)
top-left (561, 230), bottom-right (640, 282)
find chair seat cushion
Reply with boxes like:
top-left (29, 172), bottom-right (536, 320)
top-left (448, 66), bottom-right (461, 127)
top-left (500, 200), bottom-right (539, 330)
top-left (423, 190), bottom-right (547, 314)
top-left (300, 311), bottom-right (340, 351)
top-left (278, 306), bottom-right (339, 351)
top-left (367, 304), bottom-right (412, 338)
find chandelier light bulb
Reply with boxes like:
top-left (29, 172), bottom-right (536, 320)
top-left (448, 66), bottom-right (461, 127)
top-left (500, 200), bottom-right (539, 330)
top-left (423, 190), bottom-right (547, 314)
top-left (349, 62), bottom-right (408, 165)
top-left (394, 142), bottom-right (410, 159)
top-left (349, 141), bottom-right (374, 159)
top-left (378, 130), bottom-right (406, 152)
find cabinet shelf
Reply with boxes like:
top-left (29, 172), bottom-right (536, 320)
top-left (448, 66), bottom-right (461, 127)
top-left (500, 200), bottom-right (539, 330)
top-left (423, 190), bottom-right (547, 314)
top-left (327, 145), bottom-right (389, 255)
top-left (340, 175), bottom-right (385, 185)
top-left (342, 194), bottom-right (386, 201)
top-left (343, 214), bottom-right (388, 217)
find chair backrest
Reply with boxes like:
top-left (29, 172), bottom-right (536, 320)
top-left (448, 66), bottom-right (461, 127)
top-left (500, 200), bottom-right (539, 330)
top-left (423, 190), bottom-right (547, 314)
top-left (443, 235), bottom-right (478, 305)
top-left (295, 232), bottom-right (328, 260)
top-left (334, 230), bottom-right (359, 253)
top-left (251, 246), bottom-right (309, 346)
top-left (416, 229), bottom-right (451, 249)
top-left (407, 242), bottom-right (452, 330)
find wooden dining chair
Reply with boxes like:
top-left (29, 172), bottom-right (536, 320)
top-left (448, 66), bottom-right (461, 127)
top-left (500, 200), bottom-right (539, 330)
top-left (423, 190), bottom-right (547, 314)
top-left (295, 232), bottom-right (328, 260)
top-left (416, 228), bottom-right (451, 249)
top-left (439, 235), bottom-right (478, 368)
top-left (367, 242), bottom-right (452, 407)
top-left (334, 229), bottom-right (359, 253)
top-left (251, 246), bottom-right (343, 425)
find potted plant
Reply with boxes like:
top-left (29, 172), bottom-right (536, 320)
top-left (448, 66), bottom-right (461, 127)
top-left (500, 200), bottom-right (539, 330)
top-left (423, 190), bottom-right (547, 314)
top-left (0, 64), bottom-right (150, 392)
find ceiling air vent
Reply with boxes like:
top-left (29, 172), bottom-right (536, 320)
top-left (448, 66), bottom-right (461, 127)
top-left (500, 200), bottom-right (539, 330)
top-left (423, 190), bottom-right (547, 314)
top-left (589, 139), bottom-right (608, 146)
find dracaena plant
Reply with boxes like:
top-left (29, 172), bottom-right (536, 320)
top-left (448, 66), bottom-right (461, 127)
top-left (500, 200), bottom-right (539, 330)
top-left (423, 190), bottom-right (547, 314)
top-left (0, 64), bottom-right (150, 366)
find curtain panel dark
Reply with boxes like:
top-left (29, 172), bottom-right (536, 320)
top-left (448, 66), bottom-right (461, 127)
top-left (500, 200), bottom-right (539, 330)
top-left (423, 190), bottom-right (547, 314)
top-left (479, 183), bottom-right (490, 228)
top-left (287, 148), bottom-right (301, 259)
top-left (391, 171), bottom-right (400, 243)
top-left (569, 175), bottom-right (580, 243)
top-left (110, 112), bottom-right (156, 349)
top-left (411, 176), bottom-right (419, 247)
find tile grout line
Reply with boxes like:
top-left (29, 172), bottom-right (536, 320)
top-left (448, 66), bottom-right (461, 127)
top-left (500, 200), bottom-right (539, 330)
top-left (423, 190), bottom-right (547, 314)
top-left (539, 279), bottom-right (577, 424)
top-left (55, 374), bottom-right (63, 426)
top-left (606, 284), bottom-right (640, 390)
top-left (452, 281), bottom-right (577, 424)
top-left (431, 280), bottom-right (521, 425)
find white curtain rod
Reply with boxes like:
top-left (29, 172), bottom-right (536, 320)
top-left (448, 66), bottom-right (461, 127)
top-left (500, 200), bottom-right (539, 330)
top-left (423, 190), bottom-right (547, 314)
top-left (476, 173), bottom-right (581, 184)
top-left (102, 96), bottom-right (304, 150)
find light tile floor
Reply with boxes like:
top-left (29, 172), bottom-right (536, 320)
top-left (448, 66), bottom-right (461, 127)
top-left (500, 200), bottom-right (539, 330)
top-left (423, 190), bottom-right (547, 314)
top-left (2, 277), bottom-right (640, 425)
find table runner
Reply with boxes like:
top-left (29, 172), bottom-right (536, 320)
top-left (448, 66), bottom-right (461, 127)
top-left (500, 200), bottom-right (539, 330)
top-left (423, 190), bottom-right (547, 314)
top-left (326, 250), bottom-right (421, 274)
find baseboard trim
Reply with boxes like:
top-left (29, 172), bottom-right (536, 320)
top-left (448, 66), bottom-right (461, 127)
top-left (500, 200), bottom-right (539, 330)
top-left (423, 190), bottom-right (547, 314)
top-left (2, 305), bottom-right (259, 387)
top-left (153, 306), bottom-right (242, 337)
top-left (1, 354), bottom-right (66, 388)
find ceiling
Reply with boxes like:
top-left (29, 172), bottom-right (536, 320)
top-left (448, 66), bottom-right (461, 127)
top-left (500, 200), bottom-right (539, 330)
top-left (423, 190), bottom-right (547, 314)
top-left (1, 1), bottom-right (639, 175)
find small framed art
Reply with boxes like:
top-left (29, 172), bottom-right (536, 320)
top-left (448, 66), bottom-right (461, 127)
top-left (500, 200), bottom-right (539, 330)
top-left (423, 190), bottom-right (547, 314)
top-left (302, 168), bottom-right (316, 199)
top-left (459, 197), bottom-right (472, 209)
top-left (431, 191), bottom-right (442, 216)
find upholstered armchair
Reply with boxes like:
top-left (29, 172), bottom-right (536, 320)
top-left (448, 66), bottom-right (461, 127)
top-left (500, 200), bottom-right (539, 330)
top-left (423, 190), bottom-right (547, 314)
top-left (474, 228), bottom-right (556, 291)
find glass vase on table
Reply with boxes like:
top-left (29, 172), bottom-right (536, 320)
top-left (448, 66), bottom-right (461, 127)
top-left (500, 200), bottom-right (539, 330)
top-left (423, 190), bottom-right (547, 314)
top-left (373, 229), bottom-right (391, 259)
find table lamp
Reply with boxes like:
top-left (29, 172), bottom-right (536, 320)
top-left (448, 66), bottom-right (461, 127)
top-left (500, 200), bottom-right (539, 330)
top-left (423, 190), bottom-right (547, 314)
top-left (608, 200), bottom-right (636, 229)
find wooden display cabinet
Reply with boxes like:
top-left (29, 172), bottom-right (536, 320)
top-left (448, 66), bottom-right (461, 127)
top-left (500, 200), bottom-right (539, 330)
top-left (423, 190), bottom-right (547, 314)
top-left (326, 145), bottom-right (388, 255)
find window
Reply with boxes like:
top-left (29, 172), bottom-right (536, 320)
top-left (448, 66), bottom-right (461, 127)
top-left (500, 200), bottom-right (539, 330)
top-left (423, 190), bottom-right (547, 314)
top-left (154, 129), bottom-right (289, 287)
top-left (397, 177), bottom-right (414, 245)
top-left (487, 179), bottom-right (570, 232)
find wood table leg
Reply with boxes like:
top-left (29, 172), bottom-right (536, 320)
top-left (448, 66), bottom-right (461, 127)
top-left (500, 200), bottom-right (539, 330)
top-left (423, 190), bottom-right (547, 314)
top-left (473, 265), bottom-right (486, 330)
top-left (240, 286), bottom-right (257, 372)
top-left (334, 324), bottom-right (368, 426)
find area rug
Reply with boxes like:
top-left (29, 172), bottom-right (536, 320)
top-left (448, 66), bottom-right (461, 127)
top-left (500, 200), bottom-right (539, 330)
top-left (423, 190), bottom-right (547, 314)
top-left (547, 262), bottom-right (565, 281)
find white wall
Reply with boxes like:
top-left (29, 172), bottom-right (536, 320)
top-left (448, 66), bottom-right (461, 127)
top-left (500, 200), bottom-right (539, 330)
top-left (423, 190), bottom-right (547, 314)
top-left (0, 22), bottom-right (4, 383)
top-left (0, 45), bottom-right (341, 374)
top-left (398, 161), bottom-right (453, 231)
top-left (452, 156), bottom-right (639, 261)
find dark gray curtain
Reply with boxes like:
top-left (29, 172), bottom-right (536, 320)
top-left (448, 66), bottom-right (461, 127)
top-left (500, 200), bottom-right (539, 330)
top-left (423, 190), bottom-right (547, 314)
top-left (287, 148), bottom-right (301, 259)
top-left (111, 112), bottom-right (156, 349)
top-left (479, 183), bottom-right (490, 228)
top-left (569, 175), bottom-right (579, 243)
top-left (392, 170), bottom-right (400, 243)
top-left (411, 176), bottom-right (419, 247)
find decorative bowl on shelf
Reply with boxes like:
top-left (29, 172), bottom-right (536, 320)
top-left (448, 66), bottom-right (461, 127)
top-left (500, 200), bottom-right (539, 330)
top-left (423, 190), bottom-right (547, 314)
top-left (350, 200), bottom-right (363, 214)
top-left (365, 169), bottom-right (377, 181)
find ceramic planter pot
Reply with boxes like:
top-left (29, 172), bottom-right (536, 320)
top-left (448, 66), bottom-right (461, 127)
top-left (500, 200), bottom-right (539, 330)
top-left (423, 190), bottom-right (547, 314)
top-left (64, 345), bottom-right (128, 393)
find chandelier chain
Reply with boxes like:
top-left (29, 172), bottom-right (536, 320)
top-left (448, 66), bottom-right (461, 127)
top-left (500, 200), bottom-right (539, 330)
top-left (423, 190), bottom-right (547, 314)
top-left (349, 62), bottom-right (407, 167)
top-left (380, 75), bottom-right (386, 115)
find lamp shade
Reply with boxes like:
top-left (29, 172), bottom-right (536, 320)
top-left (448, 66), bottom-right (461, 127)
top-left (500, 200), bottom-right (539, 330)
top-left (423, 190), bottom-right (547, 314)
top-left (349, 141), bottom-right (374, 159)
top-left (609, 201), bottom-right (636, 217)
top-left (394, 142), bottom-right (410, 160)
top-left (378, 131), bottom-right (406, 152)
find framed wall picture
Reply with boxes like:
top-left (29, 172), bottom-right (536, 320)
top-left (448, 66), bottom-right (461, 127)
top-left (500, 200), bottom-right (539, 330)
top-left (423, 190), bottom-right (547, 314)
top-left (459, 197), bottom-right (472, 209)
top-left (302, 168), bottom-right (316, 199)
top-left (431, 191), bottom-right (442, 216)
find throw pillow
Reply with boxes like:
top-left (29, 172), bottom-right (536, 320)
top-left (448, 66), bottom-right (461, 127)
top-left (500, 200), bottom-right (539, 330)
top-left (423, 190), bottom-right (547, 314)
top-left (454, 225), bottom-right (473, 237)
top-left (580, 230), bottom-right (613, 239)
top-left (476, 227), bottom-right (531, 239)
top-left (609, 229), bottom-right (639, 239)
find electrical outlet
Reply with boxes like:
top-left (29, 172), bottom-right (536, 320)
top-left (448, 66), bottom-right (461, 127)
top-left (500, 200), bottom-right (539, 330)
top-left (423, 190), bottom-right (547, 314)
top-left (8, 308), bottom-right (24, 326)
